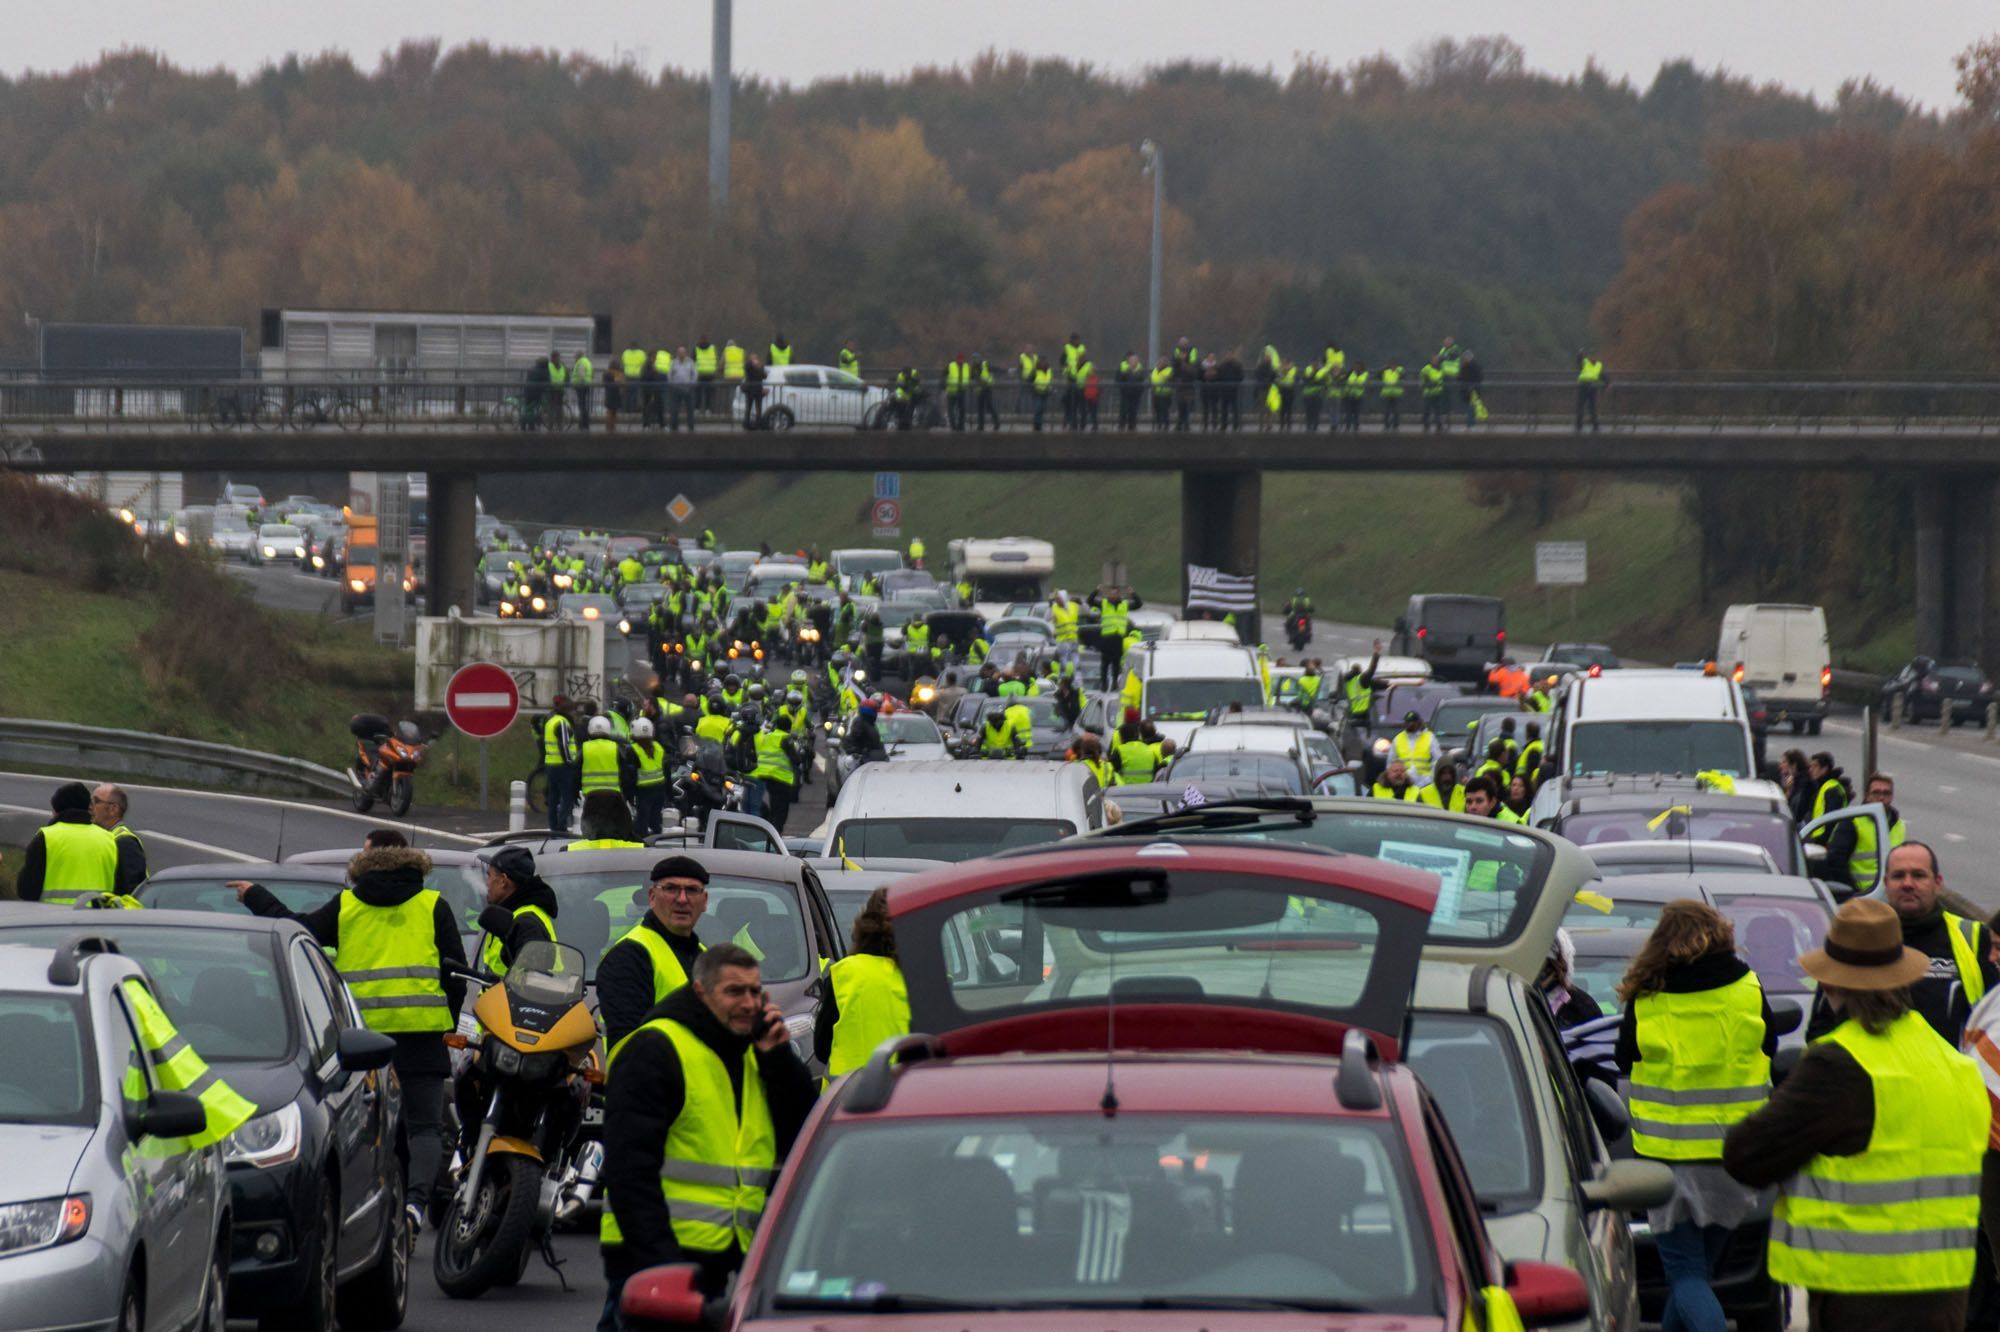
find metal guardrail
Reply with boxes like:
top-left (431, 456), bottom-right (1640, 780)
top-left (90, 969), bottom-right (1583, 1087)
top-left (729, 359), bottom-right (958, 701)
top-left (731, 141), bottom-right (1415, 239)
top-left (0, 718), bottom-right (354, 799)
top-left (5, 373), bottom-right (2000, 435)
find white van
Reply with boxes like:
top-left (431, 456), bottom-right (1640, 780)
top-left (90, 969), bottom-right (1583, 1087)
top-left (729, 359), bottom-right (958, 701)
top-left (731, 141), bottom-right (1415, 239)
top-left (946, 537), bottom-right (1055, 617)
top-left (1126, 641), bottom-right (1266, 748)
top-left (1549, 669), bottom-right (1761, 784)
top-left (819, 760), bottom-right (1102, 861)
top-left (1717, 603), bottom-right (1829, 733)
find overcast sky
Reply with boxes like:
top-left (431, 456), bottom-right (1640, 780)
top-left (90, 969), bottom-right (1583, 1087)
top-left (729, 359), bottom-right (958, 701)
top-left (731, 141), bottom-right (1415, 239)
top-left (11, 1), bottom-right (1993, 112)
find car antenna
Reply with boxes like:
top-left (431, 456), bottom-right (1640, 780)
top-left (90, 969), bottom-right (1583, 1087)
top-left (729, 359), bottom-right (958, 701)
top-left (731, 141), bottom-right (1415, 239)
top-left (1100, 930), bottom-right (1119, 1118)
top-left (274, 802), bottom-right (288, 863)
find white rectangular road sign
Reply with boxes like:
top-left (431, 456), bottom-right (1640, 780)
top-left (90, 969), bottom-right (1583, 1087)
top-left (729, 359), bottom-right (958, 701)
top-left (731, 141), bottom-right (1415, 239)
top-left (1535, 541), bottom-right (1588, 586)
top-left (415, 617), bottom-right (606, 713)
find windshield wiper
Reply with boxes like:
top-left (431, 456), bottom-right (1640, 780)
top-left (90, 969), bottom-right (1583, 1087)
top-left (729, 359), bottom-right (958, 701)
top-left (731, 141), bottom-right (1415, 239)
top-left (771, 1293), bottom-right (1018, 1312)
top-left (1103, 798), bottom-right (1318, 837)
top-left (1035, 1295), bottom-right (1366, 1313)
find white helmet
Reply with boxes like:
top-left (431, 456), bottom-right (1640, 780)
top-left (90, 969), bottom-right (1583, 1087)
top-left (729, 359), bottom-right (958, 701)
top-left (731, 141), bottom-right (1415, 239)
top-left (587, 715), bottom-right (613, 738)
top-left (631, 718), bottom-right (655, 739)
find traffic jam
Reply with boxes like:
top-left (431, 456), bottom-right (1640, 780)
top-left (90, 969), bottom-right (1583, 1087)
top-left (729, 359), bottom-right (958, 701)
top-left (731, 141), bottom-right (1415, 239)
top-left (4, 526), bottom-right (1975, 1332)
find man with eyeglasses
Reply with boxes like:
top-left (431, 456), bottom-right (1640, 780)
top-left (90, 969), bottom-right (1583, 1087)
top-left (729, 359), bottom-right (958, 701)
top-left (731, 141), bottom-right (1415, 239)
top-left (89, 783), bottom-right (146, 893)
top-left (598, 855), bottom-right (711, 1047)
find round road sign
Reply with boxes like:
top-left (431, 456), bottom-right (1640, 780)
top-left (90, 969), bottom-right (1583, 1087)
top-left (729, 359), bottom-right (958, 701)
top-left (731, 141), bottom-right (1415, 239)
top-left (872, 499), bottom-right (901, 527)
top-left (444, 662), bottom-right (520, 739)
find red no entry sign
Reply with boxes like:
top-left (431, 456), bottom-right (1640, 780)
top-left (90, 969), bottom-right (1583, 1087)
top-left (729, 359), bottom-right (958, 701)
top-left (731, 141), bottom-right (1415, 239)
top-left (444, 662), bottom-right (520, 738)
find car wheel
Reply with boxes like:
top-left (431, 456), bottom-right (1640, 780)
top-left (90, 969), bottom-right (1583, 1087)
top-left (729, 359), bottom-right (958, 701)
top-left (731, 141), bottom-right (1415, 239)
top-left (1807, 716), bottom-right (1822, 735)
top-left (198, 1231), bottom-right (229, 1332)
top-left (118, 1276), bottom-right (142, 1332)
top-left (763, 406), bottom-right (795, 432)
top-left (336, 1170), bottom-right (409, 1331)
top-left (264, 1193), bottom-right (337, 1332)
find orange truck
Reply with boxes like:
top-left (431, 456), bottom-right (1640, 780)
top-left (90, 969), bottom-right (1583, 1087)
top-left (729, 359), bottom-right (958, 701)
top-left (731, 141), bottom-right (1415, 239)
top-left (342, 514), bottom-right (415, 612)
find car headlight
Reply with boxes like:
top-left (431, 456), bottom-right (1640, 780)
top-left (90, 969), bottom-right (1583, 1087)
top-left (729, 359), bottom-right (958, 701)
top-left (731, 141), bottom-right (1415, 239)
top-left (174, 530), bottom-right (190, 547)
top-left (519, 583), bottom-right (534, 597)
top-left (262, 545), bottom-right (276, 558)
top-left (225, 1103), bottom-right (302, 1169)
top-left (311, 554), bottom-right (325, 568)
top-left (0, 1195), bottom-right (91, 1257)
top-left (349, 579), bottom-right (367, 593)
top-left (618, 619), bottom-right (632, 634)
top-left (294, 545), bottom-right (307, 559)
top-left (1372, 737), bottom-right (1390, 754)
top-left (500, 601), bottom-right (515, 616)
top-left (531, 596), bottom-right (547, 612)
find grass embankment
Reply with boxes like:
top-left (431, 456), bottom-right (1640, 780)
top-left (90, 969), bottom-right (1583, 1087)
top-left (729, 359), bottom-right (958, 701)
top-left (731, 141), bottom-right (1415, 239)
top-left (647, 471), bottom-right (1911, 666)
top-left (0, 476), bottom-right (536, 810)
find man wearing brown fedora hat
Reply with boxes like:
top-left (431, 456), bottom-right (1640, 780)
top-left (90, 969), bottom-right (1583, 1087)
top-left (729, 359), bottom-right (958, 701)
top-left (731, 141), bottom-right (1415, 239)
top-left (1724, 897), bottom-right (1990, 1330)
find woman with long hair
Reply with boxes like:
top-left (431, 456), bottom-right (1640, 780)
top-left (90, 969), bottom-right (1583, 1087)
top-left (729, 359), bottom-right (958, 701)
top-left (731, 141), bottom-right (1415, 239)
top-left (1616, 900), bottom-right (1776, 1332)
top-left (813, 887), bottom-right (910, 1079)
top-left (1779, 748), bottom-right (1813, 824)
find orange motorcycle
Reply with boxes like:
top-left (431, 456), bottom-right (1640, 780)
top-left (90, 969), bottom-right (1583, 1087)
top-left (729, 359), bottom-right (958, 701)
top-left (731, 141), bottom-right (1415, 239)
top-left (348, 713), bottom-right (428, 816)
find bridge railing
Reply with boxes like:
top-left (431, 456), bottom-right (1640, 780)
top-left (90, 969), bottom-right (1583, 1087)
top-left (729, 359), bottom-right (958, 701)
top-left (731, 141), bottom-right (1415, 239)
top-left (5, 372), bottom-right (2000, 434)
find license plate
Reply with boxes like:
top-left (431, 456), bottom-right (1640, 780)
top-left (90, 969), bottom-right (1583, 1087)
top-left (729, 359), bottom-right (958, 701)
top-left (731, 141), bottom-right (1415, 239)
top-left (584, 1106), bottom-right (603, 1126)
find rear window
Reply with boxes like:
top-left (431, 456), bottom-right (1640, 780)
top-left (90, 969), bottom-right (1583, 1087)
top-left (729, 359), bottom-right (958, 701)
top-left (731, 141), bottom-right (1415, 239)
top-left (1406, 1013), bottom-right (1538, 1210)
top-left (141, 875), bottom-right (340, 916)
top-left (1566, 720), bottom-right (1749, 779)
top-left (1145, 678), bottom-right (1264, 719)
top-left (1556, 808), bottom-right (1798, 875)
top-left (1168, 753), bottom-right (1302, 793)
top-left (833, 818), bottom-right (1072, 863)
top-left (1710, 894), bottom-right (1830, 997)
top-left (0, 994), bottom-right (93, 1125)
top-left (1418, 598), bottom-right (1503, 637)
top-left (532, 871), bottom-right (812, 982)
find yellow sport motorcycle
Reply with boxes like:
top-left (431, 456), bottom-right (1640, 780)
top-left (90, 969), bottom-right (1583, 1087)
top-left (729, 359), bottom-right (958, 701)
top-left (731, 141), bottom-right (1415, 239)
top-left (435, 941), bottom-right (600, 1298)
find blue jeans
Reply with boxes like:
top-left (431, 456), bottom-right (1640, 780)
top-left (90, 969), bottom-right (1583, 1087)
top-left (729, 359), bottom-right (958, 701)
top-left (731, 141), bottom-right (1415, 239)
top-left (1654, 1221), bottom-right (1729, 1332)
top-left (741, 778), bottom-right (766, 818)
top-left (547, 765), bottom-right (578, 833)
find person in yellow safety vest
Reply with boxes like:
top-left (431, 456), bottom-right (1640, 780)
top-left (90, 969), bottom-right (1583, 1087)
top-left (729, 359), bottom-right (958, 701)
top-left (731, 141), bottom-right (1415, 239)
top-left (598, 943), bottom-right (816, 1314)
top-left (1005, 699), bottom-right (1035, 755)
top-left (973, 356), bottom-right (1000, 431)
top-left (630, 717), bottom-right (672, 836)
top-left (1393, 711), bottom-right (1438, 784)
top-left (1321, 341), bottom-right (1347, 385)
top-left (767, 333), bottom-right (792, 367)
top-left (1030, 360), bottom-right (1054, 431)
top-left (1341, 364), bottom-right (1369, 432)
top-left (1419, 355), bottom-right (1448, 433)
top-left (1576, 349), bottom-right (1605, 433)
top-left (1722, 897), bottom-right (1988, 1329)
top-left (907, 536), bottom-right (925, 568)
top-left (1372, 758), bottom-right (1426, 801)
top-left (750, 722), bottom-right (796, 829)
top-left (580, 714), bottom-right (626, 797)
top-left (692, 336), bottom-right (719, 414)
top-left (1257, 643), bottom-right (1272, 701)
top-left (597, 855), bottom-right (713, 1049)
top-left (1062, 333), bottom-right (1088, 378)
top-left (694, 708), bottom-right (735, 744)
top-left (1379, 361), bottom-right (1405, 430)
top-left (979, 703), bottom-right (1022, 758)
top-left (572, 350), bottom-right (594, 431)
top-left (1437, 335), bottom-right (1462, 381)
top-left (814, 887), bottom-right (910, 1078)
top-left (838, 342), bottom-right (860, 380)
top-left (722, 338), bottom-right (746, 384)
top-left (1803, 752), bottom-right (1850, 842)
top-left (1048, 590), bottom-right (1082, 671)
top-left (543, 697), bottom-right (581, 834)
top-left (547, 352), bottom-right (569, 431)
top-left (1149, 357), bottom-right (1174, 430)
top-left (1518, 723), bottom-right (1545, 782)
top-left (944, 355), bottom-right (970, 432)
top-left (118, 975), bottom-right (257, 1150)
top-left (1425, 762), bottom-right (1468, 813)
top-left (232, 846), bottom-right (467, 1232)
top-left (1110, 715), bottom-right (1157, 784)
top-left (1603, 899), bottom-right (1773, 1329)
top-left (622, 343), bottom-right (648, 380)
top-left (1073, 733), bottom-right (1115, 790)
top-left (1844, 772), bottom-right (1908, 894)
top-left (474, 845), bottom-right (559, 975)
top-left (903, 617), bottom-right (932, 674)
top-left (19, 781), bottom-right (119, 906)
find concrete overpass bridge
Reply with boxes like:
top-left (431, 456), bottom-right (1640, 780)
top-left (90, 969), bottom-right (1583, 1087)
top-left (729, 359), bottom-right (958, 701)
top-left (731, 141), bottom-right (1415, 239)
top-left (6, 371), bottom-right (2000, 666)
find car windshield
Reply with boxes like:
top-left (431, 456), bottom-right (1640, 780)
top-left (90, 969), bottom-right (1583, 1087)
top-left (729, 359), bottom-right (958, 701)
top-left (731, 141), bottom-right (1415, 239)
top-left (259, 526), bottom-right (301, 540)
top-left (1146, 678), bottom-right (1266, 719)
top-left (1105, 810), bottom-right (1548, 947)
top-left (530, 870), bottom-right (813, 982)
top-left (1430, 701), bottom-right (1518, 737)
top-left (763, 1114), bottom-right (1431, 1315)
top-left (1557, 807), bottom-right (1799, 874)
top-left (1563, 891), bottom-right (1675, 932)
top-left (1567, 721), bottom-right (1750, 779)
top-left (878, 713), bottom-right (942, 744)
top-left (140, 868), bottom-right (485, 935)
top-left (833, 818), bottom-right (1073, 862)
top-left (1419, 598), bottom-right (1503, 638)
top-left (989, 618), bottom-right (1053, 639)
top-left (0, 994), bottom-right (93, 1125)
top-left (1710, 894), bottom-right (1830, 996)
top-left (968, 574), bottom-right (1047, 603)
top-left (837, 552), bottom-right (902, 577)
top-left (1550, 645), bottom-right (1617, 668)
top-left (0, 926), bottom-right (292, 1061)
top-left (1169, 753), bottom-right (1303, 793)
top-left (1406, 1013), bottom-right (1538, 1211)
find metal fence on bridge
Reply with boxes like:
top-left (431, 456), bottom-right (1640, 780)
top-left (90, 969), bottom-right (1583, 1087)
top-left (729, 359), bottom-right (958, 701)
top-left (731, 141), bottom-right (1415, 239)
top-left (5, 371), bottom-right (2000, 435)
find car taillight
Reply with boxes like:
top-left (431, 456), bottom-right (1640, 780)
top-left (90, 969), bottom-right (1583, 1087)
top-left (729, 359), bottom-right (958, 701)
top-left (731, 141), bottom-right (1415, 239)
top-left (1588, 664), bottom-right (1602, 677)
top-left (1820, 666), bottom-right (1832, 690)
top-left (1731, 663), bottom-right (1744, 682)
top-left (1415, 627), bottom-right (1427, 639)
top-left (1496, 629), bottom-right (1506, 642)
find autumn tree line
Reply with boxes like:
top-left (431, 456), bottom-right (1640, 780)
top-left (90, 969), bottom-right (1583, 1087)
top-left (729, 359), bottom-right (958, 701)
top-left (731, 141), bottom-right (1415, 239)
top-left (4, 35), bottom-right (2000, 632)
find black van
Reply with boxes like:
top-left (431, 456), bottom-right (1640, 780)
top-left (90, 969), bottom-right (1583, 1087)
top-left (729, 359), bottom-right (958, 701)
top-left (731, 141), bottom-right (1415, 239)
top-left (1392, 594), bottom-right (1506, 682)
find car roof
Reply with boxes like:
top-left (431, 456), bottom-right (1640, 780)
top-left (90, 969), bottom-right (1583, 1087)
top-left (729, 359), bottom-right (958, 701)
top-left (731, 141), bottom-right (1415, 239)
top-left (145, 861), bottom-right (346, 882)
top-left (1556, 786), bottom-right (1784, 815)
top-left (1137, 641), bottom-right (1258, 676)
top-left (830, 759), bottom-right (1085, 810)
top-left (1588, 839), bottom-right (1774, 865)
top-left (834, 1051), bottom-right (1401, 1122)
top-left (283, 847), bottom-right (477, 866)
top-left (0, 903), bottom-right (313, 940)
top-left (1186, 723), bottom-right (1308, 755)
top-left (1569, 669), bottom-right (1740, 718)
top-left (0, 932), bottom-right (142, 992)
top-left (1570, 870), bottom-right (1827, 906)
top-left (1206, 708), bottom-right (1310, 728)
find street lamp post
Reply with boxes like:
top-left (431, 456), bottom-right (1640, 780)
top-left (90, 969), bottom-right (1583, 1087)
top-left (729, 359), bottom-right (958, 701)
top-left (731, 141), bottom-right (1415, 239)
top-left (1140, 140), bottom-right (1163, 369)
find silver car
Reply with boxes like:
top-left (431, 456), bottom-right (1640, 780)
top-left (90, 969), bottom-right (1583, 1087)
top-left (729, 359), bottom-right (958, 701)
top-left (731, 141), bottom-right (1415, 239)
top-left (0, 937), bottom-right (232, 1331)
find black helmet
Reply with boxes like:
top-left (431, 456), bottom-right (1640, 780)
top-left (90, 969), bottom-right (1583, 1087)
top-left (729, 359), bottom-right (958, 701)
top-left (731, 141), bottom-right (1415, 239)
top-left (723, 673), bottom-right (741, 690)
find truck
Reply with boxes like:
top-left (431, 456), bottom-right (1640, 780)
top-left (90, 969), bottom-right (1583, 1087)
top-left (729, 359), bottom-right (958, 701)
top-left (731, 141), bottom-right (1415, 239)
top-left (1392, 594), bottom-right (1507, 683)
top-left (1716, 603), bottom-right (1830, 734)
top-left (946, 537), bottom-right (1056, 618)
top-left (342, 514), bottom-right (415, 613)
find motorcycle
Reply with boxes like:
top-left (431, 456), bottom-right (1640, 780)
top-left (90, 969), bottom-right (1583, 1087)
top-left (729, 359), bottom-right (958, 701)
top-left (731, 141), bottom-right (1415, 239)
top-left (348, 714), bottom-right (428, 816)
top-left (435, 941), bottom-right (599, 1299)
top-left (672, 739), bottom-right (746, 828)
top-left (1286, 613), bottom-right (1312, 652)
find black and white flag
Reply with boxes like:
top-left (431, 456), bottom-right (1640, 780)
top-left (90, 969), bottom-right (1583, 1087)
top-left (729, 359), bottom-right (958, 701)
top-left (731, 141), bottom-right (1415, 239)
top-left (1185, 563), bottom-right (1257, 616)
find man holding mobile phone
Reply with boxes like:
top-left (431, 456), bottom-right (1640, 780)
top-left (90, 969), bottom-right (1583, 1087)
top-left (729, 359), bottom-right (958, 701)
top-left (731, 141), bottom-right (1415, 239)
top-left (597, 942), bottom-right (817, 1330)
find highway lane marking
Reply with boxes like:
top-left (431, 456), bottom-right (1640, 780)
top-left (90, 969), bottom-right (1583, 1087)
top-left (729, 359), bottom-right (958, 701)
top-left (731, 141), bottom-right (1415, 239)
top-left (1946, 833), bottom-right (1968, 843)
top-left (0, 771), bottom-right (484, 846)
top-left (0, 803), bottom-right (258, 863)
top-left (1940, 785), bottom-right (1961, 794)
top-left (1961, 752), bottom-right (2000, 769)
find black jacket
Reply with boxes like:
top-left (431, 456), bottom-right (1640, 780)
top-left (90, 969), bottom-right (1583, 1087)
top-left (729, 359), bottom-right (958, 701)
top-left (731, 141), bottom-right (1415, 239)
top-left (1806, 906), bottom-right (1997, 1046)
top-left (243, 847), bottom-right (468, 1075)
top-left (843, 714), bottom-right (888, 764)
top-left (601, 986), bottom-right (816, 1281)
top-left (1615, 952), bottom-right (1778, 1081)
top-left (111, 830), bottom-right (146, 895)
top-left (597, 913), bottom-right (705, 1049)
top-left (474, 875), bottom-right (560, 973)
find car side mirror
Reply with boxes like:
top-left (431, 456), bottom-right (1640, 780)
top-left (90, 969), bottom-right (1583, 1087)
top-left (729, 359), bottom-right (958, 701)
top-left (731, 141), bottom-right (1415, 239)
top-left (1582, 1078), bottom-right (1629, 1144)
top-left (1768, 997), bottom-right (1804, 1037)
top-left (620, 1263), bottom-right (708, 1327)
top-left (1580, 1158), bottom-right (1674, 1212)
top-left (1504, 1260), bottom-right (1593, 1326)
top-left (1801, 842), bottom-right (1828, 865)
top-left (337, 1027), bottom-right (398, 1071)
top-left (138, 1090), bottom-right (209, 1141)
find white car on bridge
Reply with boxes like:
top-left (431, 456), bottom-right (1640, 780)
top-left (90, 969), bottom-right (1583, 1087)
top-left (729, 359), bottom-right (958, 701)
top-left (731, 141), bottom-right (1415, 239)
top-left (751, 364), bottom-right (889, 431)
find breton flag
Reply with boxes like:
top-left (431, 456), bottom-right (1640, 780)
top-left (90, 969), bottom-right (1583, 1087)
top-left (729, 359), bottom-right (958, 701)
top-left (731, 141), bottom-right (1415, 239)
top-left (1185, 563), bottom-right (1257, 616)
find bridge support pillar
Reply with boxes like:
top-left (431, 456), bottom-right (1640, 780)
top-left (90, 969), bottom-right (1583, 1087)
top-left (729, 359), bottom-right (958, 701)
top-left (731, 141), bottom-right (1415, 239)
top-left (1180, 468), bottom-right (1260, 633)
top-left (1915, 476), bottom-right (1948, 661)
top-left (1915, 472), bottom-right (1999, 667)
top-left (427, 470), bottom-right (479, 618)
top-left (1952, 475), bottom-right (1992, 668)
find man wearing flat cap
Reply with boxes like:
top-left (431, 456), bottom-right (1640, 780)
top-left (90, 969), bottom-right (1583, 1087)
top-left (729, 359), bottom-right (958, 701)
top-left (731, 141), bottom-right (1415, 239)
top-left (597, 855), bottom-right (711, 1049)
top-left (475, 845), bottom-right (560, 975)
top-left (1724, 896), bottom-right (1990, 1330)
